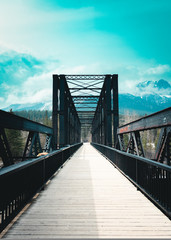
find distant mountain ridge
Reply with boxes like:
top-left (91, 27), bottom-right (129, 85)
top-left (137, 79), bottom-right (171, 90)
top-left (119, 93), bottom-right (170, 114)
top-left (2, 102), bottom-right (52, 112)
top-left (119, 79), bottom-right (171, 114)
top-left (2, 79), bottom-right (171, 114)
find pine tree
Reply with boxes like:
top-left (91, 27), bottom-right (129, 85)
top-left (5, 109), bottom-right (24, 157)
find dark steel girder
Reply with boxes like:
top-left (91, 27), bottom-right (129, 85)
top-left (117, 107), bottom-right (171, 134)
top-left (70, 88), bottom-right (102, 90)
top-left (66, 75), bottom-right (105, 81)
top-left (0, 110), bottom-right (53, 135)
top-left (72, 96), bottom-right (99, 99)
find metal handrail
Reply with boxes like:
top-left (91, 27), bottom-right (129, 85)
top-left (91, 142), bottom-right (171, 219)
top-left (0, 142), bottom-right (83, 232)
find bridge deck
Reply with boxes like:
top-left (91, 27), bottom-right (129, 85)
top-left (2, 143), bottom-right (171, 239)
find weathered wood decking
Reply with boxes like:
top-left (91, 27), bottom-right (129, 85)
top-left (2, 143), bottom-right (171, 239)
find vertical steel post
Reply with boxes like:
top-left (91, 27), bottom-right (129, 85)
top-left (105, 75), bottom-right (112, 146)
top-left (59, 75), bottom-right (66, 148)
top-left (112, 74), bottom-right (119, 147)
top-left (53, 75), bottom-right (60, 149)
top-left (167, 130), bottom-right (171, 165)
top-left (100, 98), bottom-right (102, 144)
top-left (0, 128), bottom-right (13, 166)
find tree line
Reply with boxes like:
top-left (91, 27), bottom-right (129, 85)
top-left (1, 110), bottom-right (160, 166)
top-left (14, 110), bottom-right (52, 127)
top-left (3, 110), bottom-right (52, 161)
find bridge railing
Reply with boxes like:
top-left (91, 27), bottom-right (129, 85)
top-left (117, 107), bottom-right (171, 164)
top-left (0, 109), bottom-right (53, 167)
top-left (92, 142), bottom-right (171, 219)
top-left (0, 142), bottom-right (82, 232)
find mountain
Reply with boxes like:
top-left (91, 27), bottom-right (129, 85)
top-left (2, 79), bottom-right (171, 115)
top-left (2, 102), bottom-right (52, 112)
top-left (119, 79), bottom-right (171, 114)
top-left (119, 93), bottom-right (170, 114)
top-left (137, 79), bottom-right (171, 91)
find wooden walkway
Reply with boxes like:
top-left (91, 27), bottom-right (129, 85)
top-left (2, 143), bottom-right (171, 239)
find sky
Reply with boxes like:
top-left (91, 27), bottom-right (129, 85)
top-left (0, 0), bottom-right (171, 108)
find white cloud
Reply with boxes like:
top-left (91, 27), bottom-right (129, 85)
top-left (145, 64), bottom-right (171, 75)
top-left (0, 42), bottom-right (171, 109)
top-left (0, 1), bottom-right (98, 27)
top-left (1, 59), bottom-right (171, 109)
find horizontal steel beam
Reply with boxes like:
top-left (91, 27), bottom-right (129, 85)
top-left (76, 107), bottom-right (96, 109)
top-left (118, 107), bottom-right (171, 134)
top-left (0, 110), bottom-right (53, 134)
top-left (75, 102), bottom-right (98, 104)
top-left (77, 111), bottom-right (95, 113)
top-left (66, 75), bottom-right (105, 80)
top-left (72, 96), bottom-right (99, 98)
top-left (70, 88), bottom-right (101, 90)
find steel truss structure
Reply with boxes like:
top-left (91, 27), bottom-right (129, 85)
top-left (53, 74), bottom-right (119, 148)
top-left (92, 74), bottom-right (119, 147)
top-left (117, 107), bottom-right (171, 165)
top-left (67, 75), bottom-right (105, 143)
top-left (53, 75), bottom-right (81, 148)
top-left (0, 110), bottom-right (53, 167)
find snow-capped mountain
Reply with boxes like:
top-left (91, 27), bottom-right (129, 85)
top-left (2, 79), bottom-right (171, 114)
top-left (119, 79), bottom-right (171, 114)
top-left (137, 79), bottom-right (171, 91)
top-left (119, 93), bottom-right (170, 114)
top-left (2, 102), bottom-right (52, 112)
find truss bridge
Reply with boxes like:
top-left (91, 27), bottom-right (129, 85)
top-left (0, 74), bottom-right (171, 239)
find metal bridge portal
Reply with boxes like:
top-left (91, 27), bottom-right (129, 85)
top-left (52, 74), bottom-right (119, 149)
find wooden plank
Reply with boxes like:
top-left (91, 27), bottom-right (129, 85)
top-left (2, 143), bottom-right (171, 239)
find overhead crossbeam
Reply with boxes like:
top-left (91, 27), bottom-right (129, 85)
top-left (66, 75), bottom-right (106, 142)
top-left (73, 96), bottom-right (99, 99)
top-left (66, 75), bottom-right (105, 81)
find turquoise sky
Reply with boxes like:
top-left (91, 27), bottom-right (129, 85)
top-left (0, 0), bottom-right (171, 107)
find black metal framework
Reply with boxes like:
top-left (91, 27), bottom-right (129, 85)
top-left (53, 74), bottom-right (119, 145)
top-left (92, 142), bottom-right (171, 219)
top-left (117, 107), bottom-right (171, 165)
top-left (0, 110), bottom-right (53, 166)
top-left (53, 75), bottom-right (81, 148)
top-left (0, 142), bottom-right (82, 232)
top-left (0, 128), bottom-right (13, 166)
top-left (66, 75), bottom-right (105, 143)
top-left (92, 74), bottom-right (119, 147)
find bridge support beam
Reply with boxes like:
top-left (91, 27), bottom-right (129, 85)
top-left (154, 127), bottom-right (171, 165)
top-left (117, 107), bottom-right (171, 165)
top-left (23, 131), bottom-right (42, 159)
top-left (92, 74), bottom-right (119, 147)
top-left (53, 75), bottom-right (81, 149)
top-left (0, 128), bottom-right (13, 166)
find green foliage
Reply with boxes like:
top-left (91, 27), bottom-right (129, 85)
top-left (5, 109), bottom-right (24, 157)
top-left (5, 128), bottom-right (24, 157)
top-left (5, 109), bottom-right (52, 158)
top-left (120, 111), bottom-right (158, 158)
top-left (14, 110), bottom-right (52, 127)
top-left (43, 110), bottom-right (52, 127)
top-left (154, 129), bottom-right (160, 148)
